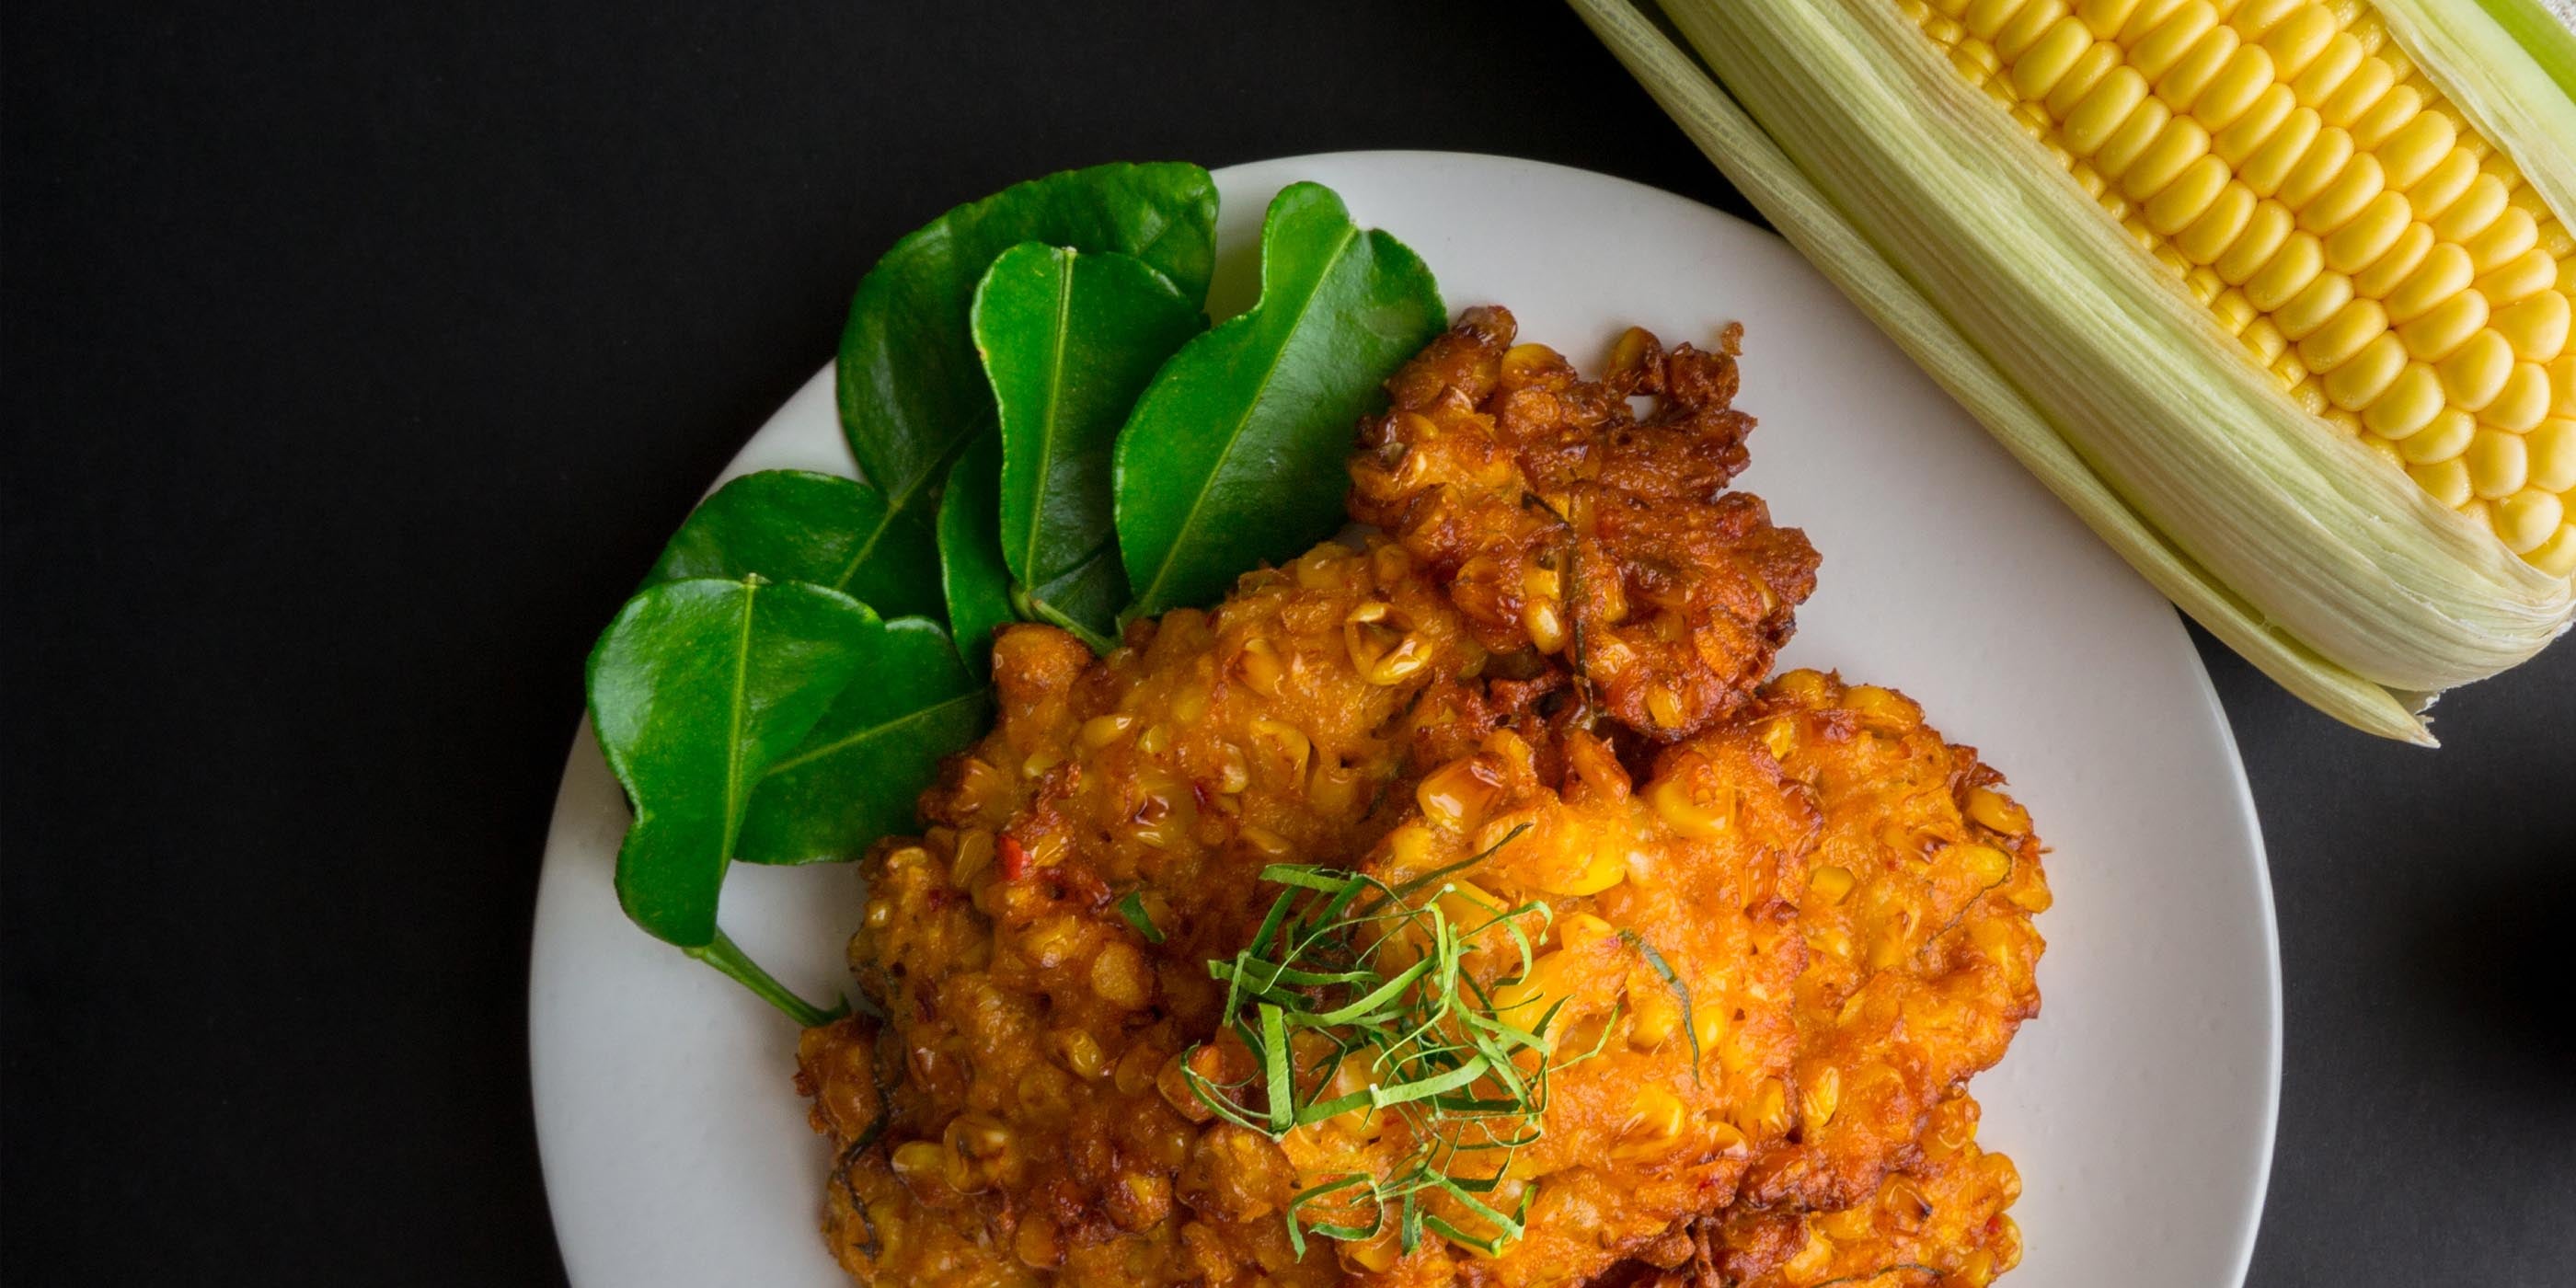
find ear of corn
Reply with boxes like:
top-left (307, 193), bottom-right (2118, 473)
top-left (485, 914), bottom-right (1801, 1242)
top-left (1570, 0), bottom-right (2576, 741)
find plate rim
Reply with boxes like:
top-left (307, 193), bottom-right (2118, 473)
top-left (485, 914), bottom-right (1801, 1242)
top-left (528, 148), bottom-right (2282, 1288)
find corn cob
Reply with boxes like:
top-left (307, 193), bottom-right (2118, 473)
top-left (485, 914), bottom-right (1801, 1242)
top-left (1571, 0), bottom-right (2576, 741)
top-left (1914, 0), bottom-right (2575, 567)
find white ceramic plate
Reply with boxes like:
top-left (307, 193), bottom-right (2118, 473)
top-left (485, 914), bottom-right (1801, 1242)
top-left (530, 152), bottom-right (2279, 1288)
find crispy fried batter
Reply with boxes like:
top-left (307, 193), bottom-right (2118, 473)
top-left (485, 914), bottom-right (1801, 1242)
top-left (800, 538), bottom-right (1486, 1287)
top-left (1608, 1093), bottom-right (2024, 1288)
top-left (1731, 672), bottom-right (2049, 1215)
top-left (797, 313), bottom-right (2045, 1288)
top-left (1348, 306), bottom-right (1820, 742)
top-left (1253, 716), bottom-right (1811, 1286)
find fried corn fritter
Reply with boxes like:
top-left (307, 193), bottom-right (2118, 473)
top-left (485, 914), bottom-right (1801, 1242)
top-left (799, 538), bottom-right (1486, 1286)
top-left (1611, 1093), bottom-right (2023, 1288)
top-left (1731, 672), bottom-right (2049, 1219)
top-left (799, 311), bottom-right (2046, 1288)
top-left (1253, 670), bottom-right (2049, 1288)
top-left (1241, 714), bottom-right (1812, 1287)
top-left (1348, 306), bottom-right (1820, 743)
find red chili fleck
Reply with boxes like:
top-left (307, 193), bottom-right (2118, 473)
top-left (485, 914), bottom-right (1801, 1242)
top-left (1190, 780), bottom-right (1214, 810)
top-left (998, 834), bottom-right (1029, 881)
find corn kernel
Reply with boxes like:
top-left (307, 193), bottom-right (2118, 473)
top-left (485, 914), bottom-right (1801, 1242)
top-left (2529, 523), bottom-right (2576, 576)
top-left (2464, 207), bottom-right (2538, 274)
top-left (1802, 1064), bottom-right (1843, 1126)
top-left (2349, 81), bottom-right (2421, 147)
top-left (1846, 684), bottom-right (1922, 730)
top-left (2321, 190), bottom-right (2407, 272)
top-left (2493, 290), bottom-right (2570, 362)
top-left (2274, 270), bottom-right (2353, 340)
top-left (2351, 219), bottom-right (2433, 298)
top-left (2147, 154), bottom-right (2230, 235)
top-left (2179, 183), bottom-right (2259, 264)
top-left (2323, 331), bottom-right (2405, 408)
top-left (2215, 200), bottom-right (2294, 284)
top-left (2047, 42), bottom-right (2127, 118)
top-left (1621, 677), bottom-right (1681, 729)
top-left (2405, 148), bottom-right (2478, 222)
top-left (2433, 174), bottom-right (2510, 244)
top-left (2406, 453), bottom-right (2474, 504)
top-left (2278, 126), bottom-right (2357, 210)
top-left (2452, 427), bottom-right (2535, 497)
top-left (2493, 489), bottom-right (2565, 555)
top-left (2436, 329), bottom-right (2514, 408)
top-left (1234, 638), bottom-right (1283, 697)
top-left (2191, 42), bottom-right (2272, 128)
top-left (1958, 843), bottom-right (2016, 886)
top-left (2133, 0), bottom-right (2215, 64)
top-left (2476, 247), bottom-right (2559, 307)
top-left (1416, 756), bottom-right (1498, 834)
top-left (1078, 713), bottom-right (1135, 748)
top-left (1810, 865), bottom-right (1857, 905)
top-left (1739, 1075), bottom-right (1794, 1138)
top-left (1534, 829), bottom-right (1630, 896)
top-left (2528, 418), bottom-right (2576, 491)
top-left (2397, 286), bottom-right (2489, 362)
top-left (890, 1139), bottom-right (953, 1190)
top-left (2317, 45), bottom-right (2394, 127)
top-left (2244, 230), bottom-right (2322, 310)
top-left (2291, 28), bottom-right (2363, 105)
top-left (2296, 297), bottom-right (2385, 372)
top-left (2215, 80), bottom-right (2297, 165)
top-left (2398, 408), bottom-right (2476, 466)
top-left (2295, 153), bottom-right (2384, 237)
top-left (1248, 718), bottom-right (1309, 780)
top-left (1013, 1215), bottom-right (1063, 1269)
top-left (2065, 66), bottom-right (2150, 155)
top-left (2483, 362), bottom-right (2552, 432)
top-left (2384, 242), bottom-right (2472, 324)
top-left (2361, 362), bottom-right (2442, 437)
top-left (2240, 316), bottom-right (2290, 363)
top-left (2375, 108), bottom-right (2454, 188)
top-left (1968, 785), bottom-right (2034, 833)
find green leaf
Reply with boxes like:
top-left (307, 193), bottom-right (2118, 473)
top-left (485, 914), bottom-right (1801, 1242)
top-left (937, 430), bottom-right (1017, 674)
top-left (1115, 890), bottom-right (1167, 944)
top-left (585, 576), bottom-right (877, 947)
top-left (1619, 929), bottom-right (1703, 1083)
top-left (643, 469), bottom-right (940, 619)
top-left (1113, 182), bottom-right (1445, 616)
top-left (974, 241), bottom-right (1203, 642)
top-left (735, 616), bottom-right (991, 865)
top-left (837, 162), bottom-right (1219, 527)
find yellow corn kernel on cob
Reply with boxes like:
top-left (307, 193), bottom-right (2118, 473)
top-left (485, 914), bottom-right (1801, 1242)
top-left (1574, 0), bottom-right (2576, 742)
top-left (1910, 0), bottom-right (2575, 571)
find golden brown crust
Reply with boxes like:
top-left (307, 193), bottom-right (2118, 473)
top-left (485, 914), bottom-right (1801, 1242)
top-left (1348, 306), bottom-right (1820, 742)
top-left (1250, 716), bottom-right (1810, 1288)
top-left (805, 539), bottom-right (1484, 1287)
top-left (1731, 672), bottom-right (2048, 1215)
top-left (797, 313), bottom-right (2041, 1288)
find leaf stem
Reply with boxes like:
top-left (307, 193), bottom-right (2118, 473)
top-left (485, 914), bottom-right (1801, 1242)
top-left (685, 929), bottom-right (850, 1028)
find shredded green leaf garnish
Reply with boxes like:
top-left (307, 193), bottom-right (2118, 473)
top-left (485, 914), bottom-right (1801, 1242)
top-left (1114, 889), bottom-right (1166, 943)
top-left (1619, 929), bottom-right (1702, 1084)
top-left (1186, 829), bottom-right (1610, 1259)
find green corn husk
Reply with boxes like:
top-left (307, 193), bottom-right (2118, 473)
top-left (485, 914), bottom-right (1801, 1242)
top-left (1569, 0), bottom-right (2576, 743)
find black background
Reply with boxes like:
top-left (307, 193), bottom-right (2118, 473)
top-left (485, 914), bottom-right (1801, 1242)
top-left (6, 2), bottom-right (2572, 1283)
